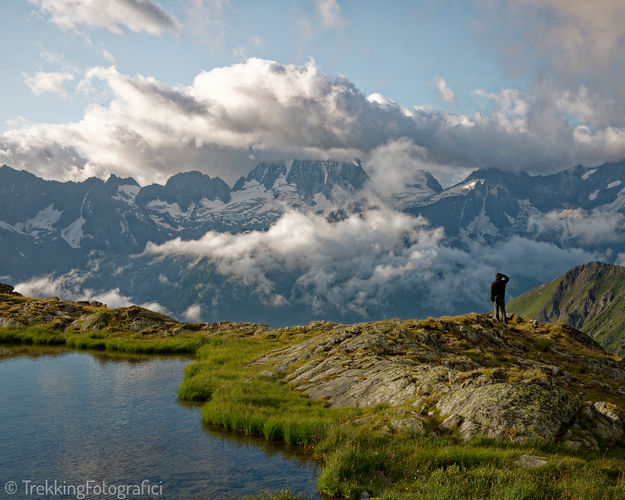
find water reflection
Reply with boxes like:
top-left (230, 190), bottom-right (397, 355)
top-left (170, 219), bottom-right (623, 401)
top-left (0, 346), bottom-right (321, 499)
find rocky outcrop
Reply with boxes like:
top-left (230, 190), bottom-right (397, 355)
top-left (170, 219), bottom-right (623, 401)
top-left (435, 380), bottom-right (579, 441)
top-left (0, 290), bottom-right (260, 337)
top-left (0, 283), bottom-right (20, 296)
top-left (256, 315), bottom-right (625, 449)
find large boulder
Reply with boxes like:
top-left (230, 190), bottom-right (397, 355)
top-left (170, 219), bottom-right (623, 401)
top-left (435, 380), bottom-right (580, 441)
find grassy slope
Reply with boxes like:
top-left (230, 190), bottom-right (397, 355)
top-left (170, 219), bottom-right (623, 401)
top-left (508, 263), bottom-right (625, 354)
top-left (508, 276), bottom-right (563, 320)
top-left (3, 318), bottom-right (625, 498)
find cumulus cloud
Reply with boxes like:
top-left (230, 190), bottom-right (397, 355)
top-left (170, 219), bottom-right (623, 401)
top-left (435, 77), bottom-right (457, 106)
top-left (4, 58), bottom-right (625, 185)
top-left (141, 301), bottom-right (169, 314)
top-left (144, 207), bottom-right (597, 316)
top-left (365, 138), bottom-right (468, 193)
top-left (23, 71), bottom-right (74, 97)
top-left (145, 208), bottom-right (442, 313)
top-left (29, 0), bottom-right (180, 35)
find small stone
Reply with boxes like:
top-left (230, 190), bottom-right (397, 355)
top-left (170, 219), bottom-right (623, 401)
top-left (514, 455), bottom-right (547, 467)
top-left (440, 414), bottom-right (462, 430)
top-left (373, 470), bottom-right (390, 482)
top-left (563, 440), bottom-right (583, 451)
top-left (357, 491), bottom-right (371, 500)
top-left (391, 416), bottom-right (426, 433)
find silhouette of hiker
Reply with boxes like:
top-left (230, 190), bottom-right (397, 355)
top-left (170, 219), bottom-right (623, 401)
top-left (490, 273), bottom-right (509, 324)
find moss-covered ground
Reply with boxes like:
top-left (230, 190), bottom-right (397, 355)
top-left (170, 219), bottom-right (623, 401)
top-left (3, 318), bottom-right (625, 499)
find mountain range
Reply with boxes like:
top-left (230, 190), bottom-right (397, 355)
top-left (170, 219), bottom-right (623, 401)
top-left (2, 158), bottom-right (625, 326)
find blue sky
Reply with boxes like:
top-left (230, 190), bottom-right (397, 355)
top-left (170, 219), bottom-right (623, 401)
top-left (1, 1), bottom-right (625, 186)
top-left (2, 1), bottom-right (511, 123)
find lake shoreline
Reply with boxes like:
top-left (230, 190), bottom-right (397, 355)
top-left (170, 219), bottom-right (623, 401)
top-left (0, 323), bottom-right (625, 499)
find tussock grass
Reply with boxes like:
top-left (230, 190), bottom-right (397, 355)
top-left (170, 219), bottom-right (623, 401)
top-left (0, 326), bottom-right (205, 355)
top-left (178, 333), bottom-right (353, 447)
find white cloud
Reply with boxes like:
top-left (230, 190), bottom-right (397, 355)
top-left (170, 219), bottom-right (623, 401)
top-left (14, 272), bottom-right (133, 307)
top-left (435, 77), bottom-right (457, 106)
top-left (527, 208), bottom-right (625, 245)
top-left (145, 208), bottom-right (443, 313)
top-left (100, 48), bottom-right (116, 63)
top-left (5, 58), bottom-right (625, 186)
top-left (140, 301), bottom-right (169, 314)
top-left (144, 206), bottom-right (597, 316)
top-left (23, 71), bottom-right (74, 97)
top-left (314, 0), bottom-right (348, 30)
top-left (182, 303), bottom-right (202, 321)
top-left (29, 0), bottom-right (180, 35)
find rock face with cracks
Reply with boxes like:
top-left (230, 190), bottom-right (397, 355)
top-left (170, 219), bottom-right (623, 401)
top-left (256, 315), bottom-right (625, 449)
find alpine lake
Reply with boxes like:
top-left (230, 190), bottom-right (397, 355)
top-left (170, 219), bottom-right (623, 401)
top-left (0, 345), bottom-right (322, 499)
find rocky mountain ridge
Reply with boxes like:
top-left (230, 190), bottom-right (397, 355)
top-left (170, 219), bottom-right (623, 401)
top-left (4, 158), bottom-right (625, 327)
top-left (2, 286), bottom-right (625, 451)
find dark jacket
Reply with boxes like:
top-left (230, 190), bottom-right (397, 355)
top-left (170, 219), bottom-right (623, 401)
top-left (490, 274), bottom-right (509, 302)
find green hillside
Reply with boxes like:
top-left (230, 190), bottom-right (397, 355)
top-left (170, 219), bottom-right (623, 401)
top-left (508, 261), bottom-right (625, 354)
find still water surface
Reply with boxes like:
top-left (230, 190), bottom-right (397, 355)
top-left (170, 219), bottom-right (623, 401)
top-left (0, 347), bottom-right (321, 499)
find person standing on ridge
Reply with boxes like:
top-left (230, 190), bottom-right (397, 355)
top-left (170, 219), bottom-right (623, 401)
top-left (490, 273), bottom-right (510, 324)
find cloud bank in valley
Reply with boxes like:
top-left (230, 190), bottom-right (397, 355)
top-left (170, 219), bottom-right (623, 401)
top-left (144, 207), bottom-right (596, 317)
top-left (14, 270), bottom-right (167, 313)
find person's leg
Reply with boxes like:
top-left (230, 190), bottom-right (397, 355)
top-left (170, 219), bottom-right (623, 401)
top-left (501, 300), bottom-right (507, 324)
top-left (493, 301), bottom-right (499, 321)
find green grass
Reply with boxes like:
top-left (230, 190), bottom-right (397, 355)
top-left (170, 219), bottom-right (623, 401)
top-left (178, 329), bottom-right (357, 447)
top-left (508, 276), bottom-right (562, 319)
top-left (0, 325), bottom-right (207, 355)
top-left (4, 320), bottom-right (625, 498)
top-left (175, 323), bottom-right (625, 499)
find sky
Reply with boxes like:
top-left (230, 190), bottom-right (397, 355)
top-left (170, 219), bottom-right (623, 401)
top-left (2, 0), bottom-right (625, 187)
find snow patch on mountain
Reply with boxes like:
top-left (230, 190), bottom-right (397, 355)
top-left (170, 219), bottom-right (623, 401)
top-left (115, 184), bottom-right (140, 203)
top-left (147, 200), bottom-right (191, 219)
top-left (61, 217), bottom-right (86, 248)
top-left (24, 204), bottom-right (62, 233)
top-left (582, 168), bottom-right (598, 180)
